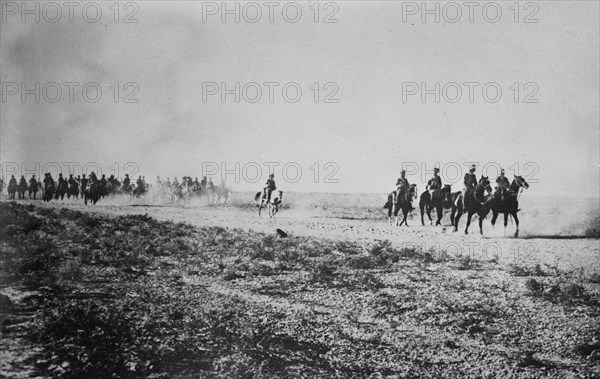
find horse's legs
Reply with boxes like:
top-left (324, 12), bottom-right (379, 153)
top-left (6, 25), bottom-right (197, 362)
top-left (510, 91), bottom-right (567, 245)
top-left (453, 208), bottom-right (462, 232)
top-left (435, 206), bottom-right (443, 226)
top-left (419, 204), bottom-right (425, 226)
top-left (465, 211), bottom-right (473, 234)
top-left (426, 206), bottom-right (433, 225)
top-left (258, 200), bottom-right (264, 217)
top-left (491, 210), bottom-right (499, 227)
top-left (513, 212), bottom-right (519, 238)
top-left (478, 213), bottom-right (484, 235)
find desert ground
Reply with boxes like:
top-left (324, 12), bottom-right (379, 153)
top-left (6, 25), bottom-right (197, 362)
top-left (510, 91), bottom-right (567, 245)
top-left (1, 192), bottom-right (599, 378)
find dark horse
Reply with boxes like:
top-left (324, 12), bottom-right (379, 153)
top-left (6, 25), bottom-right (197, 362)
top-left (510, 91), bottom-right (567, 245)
top-left (43, 181), bottom-right (55, 203)
top-left (56, 179), bottom-right (68, 200)
top-left (84, 181), bottom-right (102, 205)
top-left (490, 175), bottom-right (529, 237)
top-left (384, 184), bottom-right (417, 226)
top-left (67, 181), bottom-right (79, 199)
top-left (419, 184), bottom-right (462, 226)
top-left (462, 176), bottom-right (493, 235)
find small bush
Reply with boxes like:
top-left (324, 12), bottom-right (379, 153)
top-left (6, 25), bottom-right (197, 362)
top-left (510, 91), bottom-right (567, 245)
top-left (525, 278), bottom-right (542, 292)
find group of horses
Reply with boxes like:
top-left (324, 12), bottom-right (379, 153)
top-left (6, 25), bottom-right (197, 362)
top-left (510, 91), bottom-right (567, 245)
top-left (3, 175), bottom-right (234, 207)
top-left (4, 175), bottom-right (150, 205)
top-left (154, 179), bottom-right (233, 205)
top-left (385, 175), bottom-right (529, 237)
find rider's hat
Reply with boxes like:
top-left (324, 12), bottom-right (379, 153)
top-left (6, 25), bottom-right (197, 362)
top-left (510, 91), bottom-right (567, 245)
top-left (433, 167), bottom-right (440, 172)
top-left (470, 164), bottom-right (476, 170)
top-left (401, 170), bottom-right (406, 174)
top-left (269, 173), bottom-right (274, 177)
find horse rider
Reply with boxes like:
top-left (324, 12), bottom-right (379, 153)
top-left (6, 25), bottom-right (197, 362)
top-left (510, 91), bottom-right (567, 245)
top-left (396, 170), bottom-right (411, 201)
top-left (29, 175), bottom-right (39, 199)
top-left (463, 164), bottom-right (478, 199)
top-left (18, 175), bottom-right (28, 199)
top-left (122, 174), bottom-right (131, 192)
top-left (57, 173), bottom-right (66, 190)
top-left (428, 167), bottom-right (442, 191)
top-left (68, 174), bottom-right (78, 197)
top-left (208, 178), bottom-right (215, 190)
top-left (495, 168), bottom-right (510, 196)
top-left (201, 176), bottom-right (207, 189)
top-left (137, 176), bottom-right (144, 193)
top-left (165, 177), bottom-right (171, 187)
top-left (81, 173), bottom-right (88, 193)
top-left (44, 172), bottom-right (56, 187)
top-left (89, 171), bottom-right (98, 183)
top-left (264, 174), bottom-right (276, 202)
top-left (99, 175), bottom-right (108, 196)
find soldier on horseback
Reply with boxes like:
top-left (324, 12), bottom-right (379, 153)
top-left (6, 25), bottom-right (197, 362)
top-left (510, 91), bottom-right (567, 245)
top-left (136, 176), bottom-right (145, 194)
top-left (122, 174), bottom-right (131, 192)
top-left (29, 175), bottom-right (39, 199)
top-left (7, 175), bottom-right (17, 199)
top-left (81, 173), bottom-right (88, 196)
top-left (57, 173), bottom-right (68, 199)
top-left (495, 168), bottom-right (510, 197)
top-left (464, 164), bottom-right (477, 192)
top-left (428, 167), bottom-right (443, 191)
top-left (68, 174), bottom-right (79, 198)
top-left (264, 173), bottom-right (276, 202)
top-left (99, 174), bottom-right (108, 197)
top-left (18, 175), bottom-right (27, 199)
top-left (395, 170), bottom-right (410, 199)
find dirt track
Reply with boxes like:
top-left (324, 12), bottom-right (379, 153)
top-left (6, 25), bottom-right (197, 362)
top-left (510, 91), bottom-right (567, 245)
top-left (37, 199), bottom-right (599, 275)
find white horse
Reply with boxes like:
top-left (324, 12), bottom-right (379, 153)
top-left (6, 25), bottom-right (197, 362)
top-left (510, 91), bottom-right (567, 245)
top-left (255, 190), bottom-right (283, 218)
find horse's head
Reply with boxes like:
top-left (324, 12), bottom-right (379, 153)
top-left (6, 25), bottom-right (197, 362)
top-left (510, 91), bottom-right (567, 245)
top-left (513, 175), bottom-right (529, 190)
top-left (409, 183), bottom-right (417, 194)
top-left (478, 176), bottom-right (492, 194)
top-left (442, 184), bottom-right (452, 193)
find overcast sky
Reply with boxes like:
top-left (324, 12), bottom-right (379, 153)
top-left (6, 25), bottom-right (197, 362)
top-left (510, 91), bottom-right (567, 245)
top-left (1, 1), bottom-right (598, 196)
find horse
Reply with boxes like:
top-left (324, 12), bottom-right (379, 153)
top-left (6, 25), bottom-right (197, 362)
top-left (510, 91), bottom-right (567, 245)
top-left (56, 179), bottom-right (68, 200)
top-left (7, 180), bottom-right (17, 200)
top-left (419, 184), bottom-right (456, 226)
top-left (256, 190), bottom-right (283, 218)
top-left (385, 184), bottom-right (417, 226)
top-left (17, 180), bottom-right (28, 200)
top-left (448, 190), bottom-right (464, 232)
top-left (132, 183), bottom-right (146, 199)
top-left (215, 184), bottom-right (233, 204)
top-left (84, 181), bottom-right (102, 205)
top-left (462, 176), bottom-right (493, 235)
top-left (67, 182), bottom-right (79, 199)
top-left (43, 181), bottom-right (55, 203)
top-left (28, 181), bottom-right (39, 200)
top-left (490, 175), bottom-right (529, 237)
